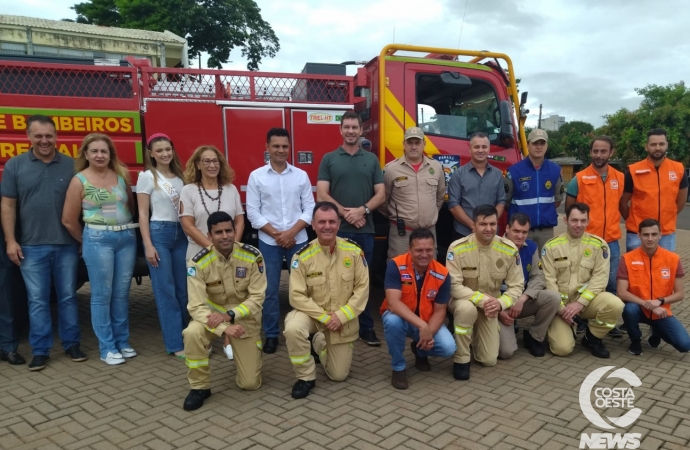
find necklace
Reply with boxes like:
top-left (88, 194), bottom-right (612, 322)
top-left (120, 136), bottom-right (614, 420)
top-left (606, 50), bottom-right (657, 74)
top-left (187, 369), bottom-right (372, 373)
top-left (197, 182), bottom-right (223, 215)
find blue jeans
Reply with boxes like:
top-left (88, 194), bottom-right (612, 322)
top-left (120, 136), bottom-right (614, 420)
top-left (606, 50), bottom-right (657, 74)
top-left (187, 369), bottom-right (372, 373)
top-left (259, 240), bottom-right (304, 339)
top-left (148, 222), bottom-right (189, 353)
top-left (382, 311), bottom-right (456, 371)
top-left (20, 244), bottom-right (80, 356)
top-left (337, 231), bottom-right (375, 332)
top-left (622, 302), bottom-right (690, 352)
top-left (626, 232), bottom-right (676, 252)
top-left (82, 228), bottom-right (136, 358)
top-left (606, 240), bottom-right (621, 295)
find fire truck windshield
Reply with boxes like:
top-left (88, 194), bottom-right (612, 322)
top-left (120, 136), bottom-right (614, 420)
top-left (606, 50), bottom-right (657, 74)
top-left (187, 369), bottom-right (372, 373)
top-left (416, 73), bottom-right (500, 142)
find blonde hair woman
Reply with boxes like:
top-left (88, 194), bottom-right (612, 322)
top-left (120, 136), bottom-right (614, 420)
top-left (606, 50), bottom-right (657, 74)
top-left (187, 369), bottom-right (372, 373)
top-left (136, 133), bottom-right (188, 358)
top-left (62, 133), bottom-right (137, 366)
top-left (179, 145), bottom-right (244, 360)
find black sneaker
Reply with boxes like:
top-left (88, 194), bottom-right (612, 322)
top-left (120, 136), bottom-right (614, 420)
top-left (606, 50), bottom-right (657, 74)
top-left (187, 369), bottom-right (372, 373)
top-left (183, 389), bottom-right (211, 411)
top-left (608, 327), bottom-right (623, 338)
top-left (291, 379), bottom-right (315, 399)
top-left (0, 350), bottom-right (25, 365)
top-left (29, 355), bottom-right (49, 371)
top-left (410, 341), bottom-right (430, 371)
top-left (453, 362), bottom-right (470, 380)
top-left (648, 334), bottom-right (662, 349)
top-left (628, 339), bottom-right (642, 356)
top-left (582, 328), bottom-right (610, 358)
top-left (65, 345), bottom-right (88, 362)
top-left (359, 328), bottom-right (381, 347)
top-left (523, 330), bottom-right (545, 357)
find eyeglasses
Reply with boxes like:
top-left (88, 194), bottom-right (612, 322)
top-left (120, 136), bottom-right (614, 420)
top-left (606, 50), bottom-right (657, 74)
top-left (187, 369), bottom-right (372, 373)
top-left (200, 158), bottom-right (220, 166)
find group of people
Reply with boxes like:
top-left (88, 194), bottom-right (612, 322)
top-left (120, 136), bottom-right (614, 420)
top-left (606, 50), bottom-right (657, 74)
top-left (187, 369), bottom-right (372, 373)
top-left (1, 112), bottom-right (689, 413)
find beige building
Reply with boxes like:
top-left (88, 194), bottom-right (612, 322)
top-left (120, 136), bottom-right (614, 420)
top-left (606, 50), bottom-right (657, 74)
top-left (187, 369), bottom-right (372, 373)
top-left (0, 15), bottom-right (188, 67)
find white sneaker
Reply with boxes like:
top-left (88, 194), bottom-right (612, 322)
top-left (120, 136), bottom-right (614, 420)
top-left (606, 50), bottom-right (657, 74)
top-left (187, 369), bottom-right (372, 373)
top-left (224, 344), bottom-right (234, 360)
top-left (101, 352), bottom-right (125, 365)
top-left (120, 348), bottom-right (137, 358)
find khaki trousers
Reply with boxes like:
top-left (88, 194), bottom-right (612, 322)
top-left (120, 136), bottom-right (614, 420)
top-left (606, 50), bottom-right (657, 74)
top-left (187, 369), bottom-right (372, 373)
top-left (528, 228), bottom-right (555, 252)
top-left (450, 299), bottom-right (498, 366)
top-left (387, 224), bottom-right (437, 259)
top-left (284, 310), bottom-right (354, 382)
top-left (498, 290), bottom-right (561, 360)
top-left (547, 292), bottom-right (624, 356)
top-left (183, 321), bottom-right (263, 390)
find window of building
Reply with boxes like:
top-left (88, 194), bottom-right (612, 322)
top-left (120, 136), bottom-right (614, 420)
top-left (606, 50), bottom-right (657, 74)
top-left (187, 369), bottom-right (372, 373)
top-left (0, 42), bottom-right (27, 55)
top-left (416, 73), bottom-right (501, 142)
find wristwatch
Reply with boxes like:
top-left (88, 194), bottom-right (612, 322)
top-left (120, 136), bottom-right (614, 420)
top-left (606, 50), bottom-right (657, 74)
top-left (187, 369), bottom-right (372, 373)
top-left (658, 298), bottom-right (666, 306)
top-left (227, 310), bottom-right (235, 324)
top-left (363, 205), bottom-right (371, 215)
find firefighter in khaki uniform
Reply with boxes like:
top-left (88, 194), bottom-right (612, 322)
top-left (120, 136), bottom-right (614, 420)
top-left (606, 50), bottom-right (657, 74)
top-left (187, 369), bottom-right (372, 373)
top-left (380, 127), bottom-right (446, 258)
top-left (543, 202), bottom-right (624, 358)
top-left (446, 204), bottom-right (524, 381)
top-left (284, 202), bottom-right (369, 399)
top-left (182, 212), bottom-right (267, 411)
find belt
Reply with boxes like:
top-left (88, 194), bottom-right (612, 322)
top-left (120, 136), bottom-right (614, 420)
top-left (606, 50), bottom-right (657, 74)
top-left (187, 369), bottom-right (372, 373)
top-left (85, 223), bottom-right (139, 231)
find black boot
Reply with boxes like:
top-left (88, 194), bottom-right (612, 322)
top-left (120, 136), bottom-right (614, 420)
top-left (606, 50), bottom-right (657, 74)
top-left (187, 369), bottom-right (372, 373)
top-left (523, 330), bottom-right (545, 357)
top-left (628, 339), bottom-right (642, 356)
top-left (453, 362), bottom-right (470, 380)
top-left (183, 389), bottom-right (211, 411)
top-left (291, 379), bottom-right (315, 399)
top-left (582, 328), bottom-right (610, 358)
top-left (263, 337), bottom-right (278, 354)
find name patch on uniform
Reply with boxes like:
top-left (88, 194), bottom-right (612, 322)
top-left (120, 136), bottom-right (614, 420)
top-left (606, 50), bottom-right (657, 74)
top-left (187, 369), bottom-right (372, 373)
top-left (519, 176), bottom-right (531, 181)
top-left (394, 176), bottom-right (409, 182)
top-left (545, 180), bottom-right (552, 189)
top-left (661, 268), bottom-right (671, 279)
top-left (631, 261), bottom-right (644, 266)
top-left (401, 273), bottom-right (412, 281)
top-left (427, 289), bottom-right (438, 299)
top-left (292, 260), bottom-right (299, 269)
top-left (610, 180), bottom-right (619, 189)
top-left (429, 270), bottom-right (445, 280)
top-left (669, 171), bottom-right (678, 181)
top-left (206, 280), bottom-right (222, 287)
top-left (635, 169), bottom-right (651, 174)
top-left (187, 267), bottom-right (196, 277)
top-left (555, 257), bottom-right (568, 262)
top-left (402, 281), bottom-right (413, 286)
top-left (583, 248), bottom-right (592, 258)
top-left (462, 267), bottom-right (477, 270)
top-left (343, 257), bottom-right (352, 268)
top-left (306, 271), bottom-right (323, 278)
top-left (236, 267), bottom-right (247, 278)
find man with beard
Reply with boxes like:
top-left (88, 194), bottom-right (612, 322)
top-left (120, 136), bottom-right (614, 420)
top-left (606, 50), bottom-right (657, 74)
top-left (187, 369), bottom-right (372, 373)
top-left (620, 128), bottom-right (688, 251)
top-left (316, 111), bottom-right (385, 346)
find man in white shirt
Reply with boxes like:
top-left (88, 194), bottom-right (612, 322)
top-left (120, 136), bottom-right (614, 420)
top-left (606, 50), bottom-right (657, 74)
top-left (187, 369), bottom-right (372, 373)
top-left (246, 128), bottom-right (315, 354)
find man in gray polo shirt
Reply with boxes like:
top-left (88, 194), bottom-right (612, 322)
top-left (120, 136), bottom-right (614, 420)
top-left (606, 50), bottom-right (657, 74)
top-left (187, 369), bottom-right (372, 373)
top-left (1, 115), bottom-right (86, 371)
top-left (316, 110), bottom-right (386, 346)
top-left (448, 131), bottom-right (506, 241)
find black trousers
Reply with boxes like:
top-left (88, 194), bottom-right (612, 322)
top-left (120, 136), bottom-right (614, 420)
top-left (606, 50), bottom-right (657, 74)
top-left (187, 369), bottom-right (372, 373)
top-left (0, 264), bottom-right (26, 353)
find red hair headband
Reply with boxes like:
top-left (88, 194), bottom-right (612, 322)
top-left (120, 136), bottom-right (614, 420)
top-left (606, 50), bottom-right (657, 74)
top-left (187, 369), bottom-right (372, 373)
top-left (147, 133), bottom-right (171, 147)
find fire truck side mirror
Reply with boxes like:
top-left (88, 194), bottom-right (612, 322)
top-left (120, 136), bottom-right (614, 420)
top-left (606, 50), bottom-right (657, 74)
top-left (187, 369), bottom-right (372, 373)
top-left (498, 100), bottom-right (515, 148)
top-left (520, 91), bottom-right (528, 106)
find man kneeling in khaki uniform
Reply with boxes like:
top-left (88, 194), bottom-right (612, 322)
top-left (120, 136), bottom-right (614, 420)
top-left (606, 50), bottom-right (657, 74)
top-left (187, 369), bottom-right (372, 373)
top-left (498, 213), bottom-right (560, 359)
top-left (446, 204), bottom-right (524, 381)
top-left (543, 202), bottom-right (624, 358)
top-left (284, 202), bottom-right (369, 399)
top-left (182, 211), bottom-right (267, 411)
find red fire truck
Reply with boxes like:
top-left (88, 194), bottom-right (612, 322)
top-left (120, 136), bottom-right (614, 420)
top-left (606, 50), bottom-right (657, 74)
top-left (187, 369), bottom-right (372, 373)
top-left (0, 44), bottom-right (528, 277)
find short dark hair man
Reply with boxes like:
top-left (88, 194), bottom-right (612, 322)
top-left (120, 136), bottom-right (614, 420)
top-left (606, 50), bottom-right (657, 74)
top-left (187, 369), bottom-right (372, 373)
top-left (380, 228), bottom-right (456, 389)
top-left (182, 211), bottom-right (267, 410)
top-left (316, 110), bottom-right (385, 346)
top-left (617, 219), bottom-right (690, 355)
top-left (1, 114), bottom-right (86, 371)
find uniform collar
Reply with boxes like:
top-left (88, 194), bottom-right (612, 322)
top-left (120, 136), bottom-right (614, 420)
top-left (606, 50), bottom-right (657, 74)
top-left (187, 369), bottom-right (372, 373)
top-left (211, 244), bottom-right (235, 262)
top-left (401, 155), bottom-right (429, 167)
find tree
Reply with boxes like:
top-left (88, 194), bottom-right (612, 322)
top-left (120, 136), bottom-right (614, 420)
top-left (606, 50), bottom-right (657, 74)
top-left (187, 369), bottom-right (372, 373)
top-left (558, 121), bottom-right (594, 165)
top-left (72, 0), bottom-right (280, 69)
top-left (598, 82), bottom-right (690, 167)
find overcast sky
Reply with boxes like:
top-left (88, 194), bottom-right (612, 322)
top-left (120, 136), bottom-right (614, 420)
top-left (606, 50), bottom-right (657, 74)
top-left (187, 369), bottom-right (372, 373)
top-left (5, 0), bottom-right (689, 127)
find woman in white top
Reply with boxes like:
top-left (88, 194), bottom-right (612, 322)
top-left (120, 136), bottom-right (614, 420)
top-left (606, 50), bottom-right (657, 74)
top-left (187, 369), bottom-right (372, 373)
top-left (136, 133), bottom-right (188, 358)
top-left (180, 145), bottom-right (244, 360)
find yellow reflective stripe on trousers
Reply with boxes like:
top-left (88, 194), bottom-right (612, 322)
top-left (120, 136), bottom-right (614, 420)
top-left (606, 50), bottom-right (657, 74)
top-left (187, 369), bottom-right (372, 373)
top-left (319, 348), bottom-right (327, 360)
top-left (455, 325), bottom-right (472, 335)
top-left (290, 353), bottom-right (312, 365)
top-left (595, 319), bottom-right (616, 329)
top-left (560, 293), bottom-right (568, 307)
top-left (339, 305), bottom-right (355, 321)
top-left (470, 292), bottom-right (483, 305)
top-left (256, 340), bottom-right (263, 350)
top-left (205, 299), bottom-right (228, 314)
top-left (317, 313), bottom-right (331, 323)
top-left (499, 294), bottom-right (513, 307)
top-left (236, 304), bottom-right (250, 318)
top-left (186, 357), bottom-right (209, 369)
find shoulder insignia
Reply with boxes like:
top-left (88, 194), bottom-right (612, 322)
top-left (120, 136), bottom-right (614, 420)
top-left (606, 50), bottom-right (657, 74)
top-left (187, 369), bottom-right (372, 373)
top-left (191, 247), bottom-right (210, 263)
top-left (296, 242), bottom-right (312, 256)
top-left (241, 243), bottom-right (260, 256)
top-left (343, 238), bottom-right (363, 250)
top-left (537, 261), bottom-right (543, 270)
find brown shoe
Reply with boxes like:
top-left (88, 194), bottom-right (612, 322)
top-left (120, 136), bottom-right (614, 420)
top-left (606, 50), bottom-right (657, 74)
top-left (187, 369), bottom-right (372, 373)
top-left (391, 370), bottom-right (408, 390)
top-left (410, 341), bottom-right (431, 371)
